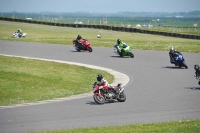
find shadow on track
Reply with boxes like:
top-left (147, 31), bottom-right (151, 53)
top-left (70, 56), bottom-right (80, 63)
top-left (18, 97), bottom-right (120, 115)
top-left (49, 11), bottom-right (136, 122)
top-left (86, 101), bottom-right (121, 105)
top-left (185, 87), bottom-right (200, 90)
top-left (70, 50), bottom-right (92, 53)
top-left (162, 66), bottom-right (186, 69)
top-left (110, 56), bottom-right (132, 58)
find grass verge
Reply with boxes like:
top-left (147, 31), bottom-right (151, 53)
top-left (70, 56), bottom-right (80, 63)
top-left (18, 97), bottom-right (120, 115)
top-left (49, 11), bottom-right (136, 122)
top-left (0, 20), bottom-right (200, 53)
top-left (31, 119), bottom-right (200, 133)
top-left (0, 55), bottom-right (114, 106)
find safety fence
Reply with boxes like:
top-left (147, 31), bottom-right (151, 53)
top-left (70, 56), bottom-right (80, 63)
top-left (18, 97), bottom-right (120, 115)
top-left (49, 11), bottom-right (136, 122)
top-left (0, 17), bottom-right (200, 40)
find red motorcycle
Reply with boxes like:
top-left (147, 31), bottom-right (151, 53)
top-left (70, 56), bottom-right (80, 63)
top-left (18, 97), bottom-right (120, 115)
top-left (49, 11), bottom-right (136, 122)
top-left (92, 82), bottom-right (126, 104)
top-left (72, 39), bottom-right (93, 52)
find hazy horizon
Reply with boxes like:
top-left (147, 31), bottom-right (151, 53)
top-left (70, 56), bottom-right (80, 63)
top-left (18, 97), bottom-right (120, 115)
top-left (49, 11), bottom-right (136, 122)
top-left (0, 0), bottom-right (200, 13)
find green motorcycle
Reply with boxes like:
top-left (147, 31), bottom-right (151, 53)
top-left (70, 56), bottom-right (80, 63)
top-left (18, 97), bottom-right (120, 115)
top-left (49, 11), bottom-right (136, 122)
top-left (114, 44), bottom-right (134, 58)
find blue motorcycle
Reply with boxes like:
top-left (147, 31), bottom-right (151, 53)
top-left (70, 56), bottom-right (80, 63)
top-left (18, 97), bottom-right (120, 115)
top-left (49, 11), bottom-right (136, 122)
top-left (173, 53), bottom-right (188, 69)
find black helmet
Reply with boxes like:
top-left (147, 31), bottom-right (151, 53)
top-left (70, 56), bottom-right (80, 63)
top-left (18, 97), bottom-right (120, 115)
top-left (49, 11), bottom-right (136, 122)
top-left (97, 74), bottom-right (103, 81)
top-left (117, 39), bottom-right (121, 44)
top-left (77, 35), bottom-right (82, 39)
top-left (194, 64), bottom-right (199, 70)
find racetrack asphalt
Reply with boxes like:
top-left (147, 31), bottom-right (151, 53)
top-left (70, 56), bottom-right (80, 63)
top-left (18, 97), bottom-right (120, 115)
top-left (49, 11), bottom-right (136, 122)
top-left (0, 40), bottom-right (200, 133)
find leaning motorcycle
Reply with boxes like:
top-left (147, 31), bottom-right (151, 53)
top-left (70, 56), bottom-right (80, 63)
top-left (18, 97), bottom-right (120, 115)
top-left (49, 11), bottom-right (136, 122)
top-left (114, 44), bottom-right (134, 58)
top-left (194, 75), bottom-right (200, 85)
top-left (72, 39), bottom-right (92, 52)
top-left (93, 82), bottom-right (126, 104)
top-left (172, 53), bottom-right (188, 69)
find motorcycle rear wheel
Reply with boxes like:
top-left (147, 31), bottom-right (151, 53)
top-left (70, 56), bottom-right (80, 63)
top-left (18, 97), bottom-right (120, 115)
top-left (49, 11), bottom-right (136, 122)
top-left (117, 93), bottom-right (126, 102)
top-left (93, 94), bottom-right (105, 104)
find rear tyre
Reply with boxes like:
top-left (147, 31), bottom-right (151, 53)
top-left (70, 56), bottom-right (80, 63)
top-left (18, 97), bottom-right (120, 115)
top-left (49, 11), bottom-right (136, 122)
top-left (117, 93), bottom-right (126, 102)
top-left (130, 52), bottom-right (134, 58)
top-left (93, 94), bottom-right (105, 104)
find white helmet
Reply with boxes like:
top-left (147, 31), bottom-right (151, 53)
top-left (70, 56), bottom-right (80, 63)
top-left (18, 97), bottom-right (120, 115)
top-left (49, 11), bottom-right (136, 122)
top-left (170, 47), bottom-right (174, 52)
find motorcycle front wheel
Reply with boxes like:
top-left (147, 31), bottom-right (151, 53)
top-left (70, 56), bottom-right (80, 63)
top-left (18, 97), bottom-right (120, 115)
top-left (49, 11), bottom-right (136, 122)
top-left (117, 93), bottom-right (126, 102)
top-left (88, 47), bottom-right (92, 52)
top-left (93, 94), bottom-right (105, 104)
top-left (182, 61), bottom-right (188, 69)
top-left (130, 52), bottom-right (134, 58)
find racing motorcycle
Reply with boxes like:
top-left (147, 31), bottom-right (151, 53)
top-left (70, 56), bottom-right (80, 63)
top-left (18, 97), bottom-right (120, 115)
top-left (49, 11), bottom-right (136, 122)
top-left (114, 44), bottom-right (134, 58)
top-left (93, 82), bottom-right (126, 104)
top-left (12, 32), bottom-right (27, 38)
top-left (171, 52), bottom-right (188, 69)
top-left (194, 75), bottom-right (200, 85)
top-left (72, 39), bottom-right (92, 52)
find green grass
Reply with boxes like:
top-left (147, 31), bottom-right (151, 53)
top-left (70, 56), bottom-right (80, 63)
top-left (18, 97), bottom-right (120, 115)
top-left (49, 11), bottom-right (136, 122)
top-left (30, 119), bottom-right (200, 133)
top-left (0, 55), bottom-right (114, 106)
top-left (0, 20), bottom-right (200, 53)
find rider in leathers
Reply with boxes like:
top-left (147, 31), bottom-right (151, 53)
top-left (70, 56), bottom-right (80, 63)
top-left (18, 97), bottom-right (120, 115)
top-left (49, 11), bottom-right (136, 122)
top-left (17, 29), bottom-right (23, 37)
top-left (169, 47), bottom-right (181, 64)
top-left (96, 74), bottom-right (119, 94)
top-left (115, 39), bottom-right (129, 55)
top-left (75, 35), bottom-right (83, 47)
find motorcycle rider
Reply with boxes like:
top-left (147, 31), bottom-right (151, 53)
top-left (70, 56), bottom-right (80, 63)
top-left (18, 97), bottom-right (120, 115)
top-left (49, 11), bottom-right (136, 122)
top-left (169, 47), bottom-right (181, 64)
top-left (115, 39), bottom-right (129, 55)
top-left (194, 64), bottom-right (200, 85)
top-left (96, 74), bottom-right (119, 94)
top-left (75, 35), bottom-right (83, 47)
top-left (17, 29), bottom-right (23, 37)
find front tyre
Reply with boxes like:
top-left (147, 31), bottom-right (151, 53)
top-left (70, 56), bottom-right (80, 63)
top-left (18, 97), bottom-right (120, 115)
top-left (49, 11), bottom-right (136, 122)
top-left (130, 52), bottom-right (134, 58)
top-left (75, 46), bottom-right (81, 52)
top-left (88, 47), bottom-right (92, 52)
top-left (119, 52), bottom-right (123, 57)
top-left (117, 93), bottom-right (126, 102)
top-left (93, 94), bottom-right (105, 104)
top-left (182, 61), bottom-right (188, 69)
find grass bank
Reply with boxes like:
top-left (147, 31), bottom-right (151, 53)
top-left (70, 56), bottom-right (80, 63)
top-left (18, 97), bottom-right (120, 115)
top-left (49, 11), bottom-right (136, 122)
top-left (0, 20), bottom-right (200, 53)
top-left (31, 119), bottom-right (200, 133)
top-left (0, 55), bottom-right (113, 106)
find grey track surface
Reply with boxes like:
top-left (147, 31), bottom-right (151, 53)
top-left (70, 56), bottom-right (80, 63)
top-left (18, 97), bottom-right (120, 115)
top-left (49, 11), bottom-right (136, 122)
top-left (0, 40), bottom-right (200, 133)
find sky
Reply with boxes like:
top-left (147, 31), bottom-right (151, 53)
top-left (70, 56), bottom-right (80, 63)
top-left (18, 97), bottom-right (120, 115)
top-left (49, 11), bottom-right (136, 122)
top-left (0, 0), bottom-right (200, 13)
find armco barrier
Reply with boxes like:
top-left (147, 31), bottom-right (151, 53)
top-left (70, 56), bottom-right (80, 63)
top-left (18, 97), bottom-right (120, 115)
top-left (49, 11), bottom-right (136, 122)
top-left (116, 27), bottom-right (121, 31)
top-left (196, 35), bottom-right (200, 39)
top-left (130, 28), bottom-right (136, 32)
top-left (121, 27), bottom-right (125, 32)
top-left (98, 25), bottom-right (103, 29)
top-left (103, 25), bottom-right (107, 30)
top-left (125, 27), bottom-right (130, 32)
top-left (93, 25), bottom-right (97, 29)
top-left (112, 26), bottom-right (117, 31)
top-left (0, 17), bottom-right (199, 40)
top-left (107, 26), bottom-right (112, 30)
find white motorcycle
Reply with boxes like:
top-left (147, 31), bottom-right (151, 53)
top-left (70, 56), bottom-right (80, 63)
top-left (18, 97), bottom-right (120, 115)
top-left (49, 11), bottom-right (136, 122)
top-left (12, 32), bottom-right (27, 38)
